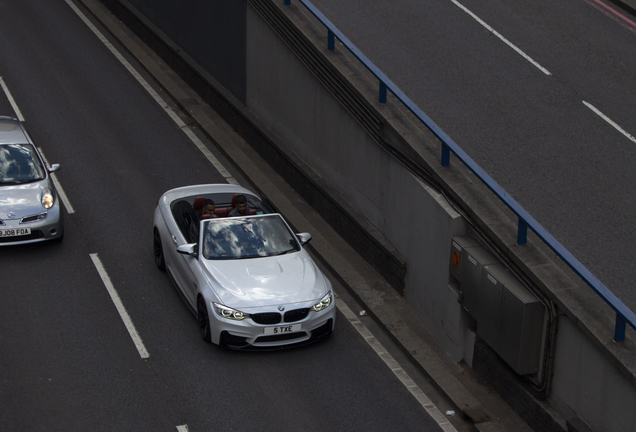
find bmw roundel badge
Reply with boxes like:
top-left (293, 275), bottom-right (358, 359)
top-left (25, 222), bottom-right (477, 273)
top-left (278, 306), bottom-right (285, 312)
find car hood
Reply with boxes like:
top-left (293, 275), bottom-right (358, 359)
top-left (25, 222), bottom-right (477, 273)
top-left (0, 180), bottom-right (49, 218)
top-left (203, 251), bottom-right (326, 309)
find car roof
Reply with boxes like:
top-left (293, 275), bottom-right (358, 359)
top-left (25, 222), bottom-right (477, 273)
top-left (0, 116), bottom-right (28, 145)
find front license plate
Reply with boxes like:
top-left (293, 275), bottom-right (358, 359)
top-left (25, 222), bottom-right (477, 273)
top-left (0, 227), bottom-right (31, 237)
top-left (263, 323), bottom-right (302, 335)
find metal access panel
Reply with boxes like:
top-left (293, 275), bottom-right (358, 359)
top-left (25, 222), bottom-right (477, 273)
top-left (449, 236), bottom-right (479, 281)
top-left (479, 264), bottom-right (505, 350)
top-left (460, 244), bottom-right (498, 317)
top-left (499, 278), bottom-right (545, 375)
top-left (482, 264), bottom-right (545, 375)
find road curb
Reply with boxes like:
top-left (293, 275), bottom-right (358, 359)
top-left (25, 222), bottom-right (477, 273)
top-left (613, 0), bottom-right (636, 15)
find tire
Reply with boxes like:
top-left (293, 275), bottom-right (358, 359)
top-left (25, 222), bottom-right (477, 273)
top-left (197, 297), bottom-right (212, 343)
top-left (153, 229), bottom-right (166, 271)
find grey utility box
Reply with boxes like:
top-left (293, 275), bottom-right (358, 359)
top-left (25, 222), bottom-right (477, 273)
top-left (449, 237), bottom-right (545, 375)
top-left (460, 244), bottom-right (498, 318)
top-left (479, 264), bottom-right (506, 350)
top-left (449, 236), bottom-right (479, 282)
top-left (499, 278), bottom-right (545, 375)
top-left (481, 264), bottom-right (545, 375)
top-left (450, 237), bottom-right (498, 318)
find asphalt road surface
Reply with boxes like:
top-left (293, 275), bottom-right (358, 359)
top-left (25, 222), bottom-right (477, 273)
top-left (0, 1), bottom-right (462, 431)
top-left (308, 0), bottom-right (636, 313)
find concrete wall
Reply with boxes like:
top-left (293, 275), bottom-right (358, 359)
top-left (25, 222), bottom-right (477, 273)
top-left (124, 0), bottom-right (247, 102)
top-left (245, 6), bottom-right (470, 360)
top-left (400, 179), bottom-right (470, 361)
top-left (551, 317), bottom-right (636, 432)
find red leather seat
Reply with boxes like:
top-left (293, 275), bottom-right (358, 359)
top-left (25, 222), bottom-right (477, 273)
top-left (193, 196), bottom-right (206, 214)
top-left (214, 207), bottom-right (232, 217)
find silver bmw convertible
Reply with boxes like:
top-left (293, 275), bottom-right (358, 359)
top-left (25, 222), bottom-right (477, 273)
top-left (0, 116), bottom-right (64, 245)
top-left (153, 184), bottom-right (336, 349)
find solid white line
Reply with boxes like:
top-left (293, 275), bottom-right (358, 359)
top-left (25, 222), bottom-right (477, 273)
top-left (38, 147), bottom-right (76, 214)
top-left (449, 0), bottom-right (551, 76)
top-left (64, 0), bottom-right (239, 185)
top-left (90, 253), bottom-right (150, 359)
top-left (0, 76), bottom-right (25, 121)
top-left (336, 298), bottom-right (458, 432)
top-left (583, 101), bottom-right (636, 144)
top-left (176, 425), bottom-right (190, 432)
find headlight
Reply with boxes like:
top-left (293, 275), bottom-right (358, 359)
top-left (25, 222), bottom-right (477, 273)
top-left (213, 303), bottom-right (249, 320)
top-left (41, 188), bottom-right (54, 209)
top-left (311, 291), bottom-right (332, 312)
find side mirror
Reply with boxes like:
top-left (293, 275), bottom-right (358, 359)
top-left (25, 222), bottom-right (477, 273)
top-left (48, 164), bottom-right (61, 173)
top-left (177, 243), bottom-right (198, 257)
top-left (296, 232), bottom-right (312, 245)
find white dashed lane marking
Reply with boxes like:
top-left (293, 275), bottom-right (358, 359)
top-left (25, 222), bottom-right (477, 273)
top-left (0, 76), bottom-right (25, 121)
top-left (90, 253), bottom-right (150, 359)
top-left (583, 101), bottom-right (636, 144)
top-left (449, 0), bottom-right (551, 76)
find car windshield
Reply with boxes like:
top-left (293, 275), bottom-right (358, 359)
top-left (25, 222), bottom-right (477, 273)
top-left (0, 144), bottom-right (45, 185)
top-left (202, 214), bottom-right (300, 260)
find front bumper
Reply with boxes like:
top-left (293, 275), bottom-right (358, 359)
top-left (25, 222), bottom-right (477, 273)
top-left (0, 205), bottom-right (64, 245)
top-left (210, 301), bottom-right (337, 349)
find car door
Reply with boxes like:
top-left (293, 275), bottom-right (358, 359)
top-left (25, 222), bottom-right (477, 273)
top-left (175, 238), bottom-right (202, 308)
top-left (165, 201), bottom-right (201, 308)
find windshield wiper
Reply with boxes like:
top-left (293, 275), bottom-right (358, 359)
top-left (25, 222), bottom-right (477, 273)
top-left (0, 179), bottom-right (40, 185)
top-left (275, 248), bottom-right (296, 256)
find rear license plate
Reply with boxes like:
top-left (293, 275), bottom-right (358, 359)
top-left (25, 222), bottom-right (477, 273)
top-left (0, 227), bottom-right (31, 237)
top-left (263, 324), bottom-right (302, 335)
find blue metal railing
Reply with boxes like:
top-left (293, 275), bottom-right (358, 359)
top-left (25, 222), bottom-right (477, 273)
top-left (284, 0), bottom-right (636, 341)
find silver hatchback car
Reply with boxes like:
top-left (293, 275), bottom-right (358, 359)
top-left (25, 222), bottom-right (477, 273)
top-left (0, 116), bottom-right (63, 245)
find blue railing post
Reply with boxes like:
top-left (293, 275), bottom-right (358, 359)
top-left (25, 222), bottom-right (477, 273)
top-left (441, 143), bottom-right (450, 166)
top-left (328, 29), bottom-right (335, 51)
top-left (517, 218), bottom-right (528, 245)
top-left (615, 314), bottom-right (626, 342)
top-left (379, 81), bottom-right (387, 103)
